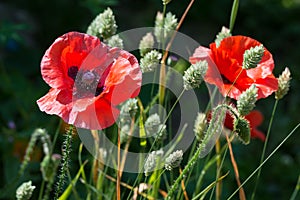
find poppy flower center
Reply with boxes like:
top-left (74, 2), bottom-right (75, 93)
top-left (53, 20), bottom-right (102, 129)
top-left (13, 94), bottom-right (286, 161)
top-left (82, 71), bottom-right (96, 85)
top-left (68, 66), bottom-right (105, 98)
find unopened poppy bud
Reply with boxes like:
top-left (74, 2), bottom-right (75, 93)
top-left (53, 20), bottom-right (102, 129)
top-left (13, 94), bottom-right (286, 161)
top-left (106, 35), bottom-right (124, 49)
top-left (144, 149), bottom-right (164, 176)
top-left (237, 84), bottom-right (258, 116)
top-left (139, 32), bottom-right (154, 57)
top-left (40, 154), bottom-right (61, 182)
top-left (165, 150), bottom-right (183, 170)
top-left (154, 12), bottom-right (178, 43)
top-left (183, 60), bottom-right (208, 90)
top-left (233, 117), bottom-right (251, 145)
top-left (194, 112), bottom-right (207, 141)
top-left (215, 26), bottom-right (231, 47)
top-left (16, 181), bottom-right (36, 200)
top-left (87, 7), bottom-right (117, 39)
top-left (242, 44), bottom-right (264, 70)
top-left (140, 50), bottom-right (162, 73)
top-left (275, 67), bottom-right (291, 100)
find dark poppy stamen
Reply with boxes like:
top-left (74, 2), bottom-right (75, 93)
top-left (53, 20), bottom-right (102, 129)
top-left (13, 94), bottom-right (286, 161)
top-left (95, 86), bottom-right (104, 97)
top-left (68, 66), bottom-right (79, 80)
top-left (221, 74), bottom-right (232, 84)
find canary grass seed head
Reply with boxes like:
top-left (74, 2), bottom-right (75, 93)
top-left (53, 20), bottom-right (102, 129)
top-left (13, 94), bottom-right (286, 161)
top-left (16, 181), bottom-right (36, 200)
top-left (237, 84), bottom-right (258, 116)
top-left (275, 67), bottom-right (291, 100)
top-left (139, 32), bottom-right (154, 57)
top-left (165, 150), bottom-right (183, 170)
top-left (194, 112), bottom-right (207, 141)
top-left (106, 35), bottom-right (124, 49)
top-left (242, 44), bottom-right (264, 70)
top-left (183, 60), bottom-right (208, 90)
top-left (215, 26), bottom-right (231, 47)
top-left (144, 149), bottom-right (164, 176)
top-left (87, 7), bottom-right (117, 39)
top-left (140, 50), bottom-right (162, 73)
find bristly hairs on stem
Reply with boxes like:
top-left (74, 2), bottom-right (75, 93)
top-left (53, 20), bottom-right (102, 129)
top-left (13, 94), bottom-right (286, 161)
top-left (54, 125), bottom-right (74, 199)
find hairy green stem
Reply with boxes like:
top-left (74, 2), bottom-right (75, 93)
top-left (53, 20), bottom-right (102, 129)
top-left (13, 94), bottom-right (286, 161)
top-left (54, 125), bottom-right (73, 199)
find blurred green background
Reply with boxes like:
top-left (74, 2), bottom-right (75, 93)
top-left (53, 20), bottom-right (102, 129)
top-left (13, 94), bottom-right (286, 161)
top-left (0, 0), bottom-right (299, 199)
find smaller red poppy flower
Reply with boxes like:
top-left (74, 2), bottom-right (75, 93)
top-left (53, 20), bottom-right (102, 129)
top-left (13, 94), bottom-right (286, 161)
top-left (190, 36), bottom-right (278, 100)
top-left (224, 110), bottom-right (265, 141)
top-left (37, 32), bottom-right (142, 130)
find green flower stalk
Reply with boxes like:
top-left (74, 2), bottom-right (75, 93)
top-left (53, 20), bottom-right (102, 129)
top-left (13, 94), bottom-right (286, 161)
top-left (162, 0), bottom-right (172, 5)
top-left (140, 50), bottom-right (162, 73)
top-left (106, 35), bottom-right (124, 49)
top-left (183, 60), bottom-right (208, 90)
top-left (194, 112), bottom-right (207, 141)
top-left (275, 67), bottom-right (291, 100)
top-left (16, 181), bottom-right (35, 200)
top-left (154, 12), bottom-right (178, 43)
top-left (242, 44), bottom-right (265, 70)
top-left (139, 32), bottom-right (154, 57)
top-left (166, 105), bottom-right (226, 199)
top-left (237, 84), bottom-right (258, 116)
top-left (165, 150), bottom-right (183, 170)
top-left (144, 149), bottom-right (164, 176)
top-left (233, 117), bottom-right (251, 144)
top-left (54, 125), bottom-right (73, 199)
top-left (87, 7), bottom-right (117, 39)
top-left (215, 26), bottom-right (231, 47)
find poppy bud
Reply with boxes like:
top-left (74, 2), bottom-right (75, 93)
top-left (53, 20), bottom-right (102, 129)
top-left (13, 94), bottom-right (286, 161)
top-left (106, 35), bottom-right (124, 49)
top-left (165, 150), bottom-right (183, 170)
top-left (194, 112), bottom-right (207, 141)
top-left (275, 67), bottom-right (291, 100)
top-left (120, 124), bottom-right (130, 144)
top-left (16, 181), bottom-right (36, 200)
top-left (233, 117), bottom-right (251, 145)
top-left (140, 50), bottom-right (162, 73)
top-left (139, 32), bottom-right (154, 57)
top-left (215, 26), bottom-right (231, 47)
top-left (237, 84), bottom-right (258, 116)
top-left (183, 60), bottom-right (208, 90)
top-left (242, 44), bottom-right (265, 69)
top-left (87, 7), bottom-right (117, 39)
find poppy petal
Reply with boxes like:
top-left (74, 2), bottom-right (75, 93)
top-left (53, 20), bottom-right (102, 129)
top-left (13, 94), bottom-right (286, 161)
top-left (41, 32), bottom-right (100, 89)
top-left (37, 88), bottom-right (72, 122)
top-left (190, 35), bottom-right (278, 100)
top-left (69, 98), bottom-right (120, 130)
top-left (102, 52), bottom-right (142, 105)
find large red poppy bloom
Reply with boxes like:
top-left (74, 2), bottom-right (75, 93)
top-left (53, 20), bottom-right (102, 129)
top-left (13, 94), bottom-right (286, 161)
top-left (190, 36), bottom-right (278, 100)
top-left (37, 32), bottom-right (142, 130)
top-left (224, 110), bottom-right (265, 141)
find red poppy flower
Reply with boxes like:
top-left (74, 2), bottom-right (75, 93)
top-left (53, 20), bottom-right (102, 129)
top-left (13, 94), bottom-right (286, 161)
top-left (37, 32), bottom-right (142, 130)
top-left (190, 36), bottom-right (278, 100)
top-left (224, 110), bottom-right (265, 141)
